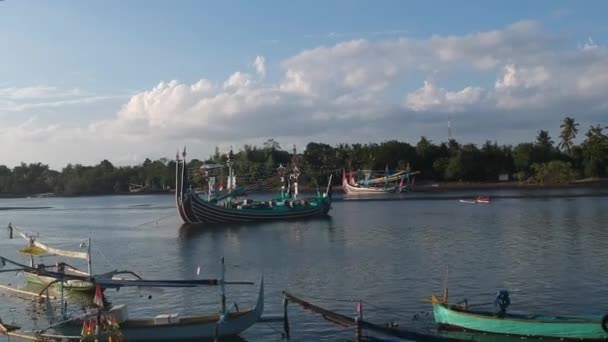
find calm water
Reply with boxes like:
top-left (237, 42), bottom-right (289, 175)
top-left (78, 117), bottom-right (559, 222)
top-left (1, 190), bottom-right (608, 341)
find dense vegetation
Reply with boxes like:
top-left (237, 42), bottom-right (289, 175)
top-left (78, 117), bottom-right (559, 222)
top-left (1, 117), bottom-right (606, 196)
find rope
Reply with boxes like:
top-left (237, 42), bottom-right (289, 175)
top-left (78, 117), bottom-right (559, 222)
top-left (129, 212), bottom-right (175, 229)
top-left (263, 322), bottom-right (287, 340)
top-left (93, 213), bottom-right (175, 270)
top-left (94, 247), bottom-right (117, 270)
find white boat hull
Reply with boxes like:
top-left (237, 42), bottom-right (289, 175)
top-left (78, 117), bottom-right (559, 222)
top-left (58, 278), bottom-right (264, 341)
top-left (343, 180), bottom-right (396, 195)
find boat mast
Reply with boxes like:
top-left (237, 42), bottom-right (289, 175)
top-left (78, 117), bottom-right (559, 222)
top-left (227, 147), bottom-right (235, 192)
top-left (290, 145), bottom-right (300, 199)
top-left (87, 237), bottom-right (92, 275)
top-left (278, 164), bottom-right (286, 199)
top-left (175, 149), bottom-right (180, 202)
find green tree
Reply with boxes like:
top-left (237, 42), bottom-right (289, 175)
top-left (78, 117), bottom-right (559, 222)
top-left (531, 161), bottom-right (576, 184)
top-left (581, 124), bottom-right (608, 177)
top-left (558, 116), bottom-right (579, 157)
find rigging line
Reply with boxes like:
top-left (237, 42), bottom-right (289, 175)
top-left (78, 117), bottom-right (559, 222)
top-left (263, 321), bottom-right (287, 338)
top-left (130, 212), bottom-right (175, 229)
top-left (92, 212), bottom-right (176, 271)
top-left (94, 246), bottom-right (117, 270)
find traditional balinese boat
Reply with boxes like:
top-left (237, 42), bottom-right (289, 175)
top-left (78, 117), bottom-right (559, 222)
top-left (283, 291), bottom-right (449, 341)
top-left (342, 169), bottom-right (396, 195)
top-left (1, 256), bottom-right (264, 341)
top-left (175, 148), bottom-right (332, 224)
top-left (431, 292), bottom-right (608, 340)
top-left (8, 223), bottom-right (95, 292)
top-left (342, 167), bottom-right (419, 195)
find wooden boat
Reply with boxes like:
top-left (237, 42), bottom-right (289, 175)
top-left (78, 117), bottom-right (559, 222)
top-left (57, 279), bottom-right (263, 341)
top-left (342, 168), bottom-right (419, 195)
top-left (342, 169), bottom-right (396, 195)
top-left (459, 196), bottom-right (491, 204)
top-left (175, 148), bottom-right (332, 224)
top-left (9, 223), bottom-right (95, 292)
top-left (283, 291), bottom-right (449, 341)
top-left (1, 256), bottom-right (263, 341)
top-left (431, 294), bottom-right (608, 340)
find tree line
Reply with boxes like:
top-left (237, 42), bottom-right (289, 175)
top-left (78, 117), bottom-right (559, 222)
top-left (0, 117), bottom-right (606, 196)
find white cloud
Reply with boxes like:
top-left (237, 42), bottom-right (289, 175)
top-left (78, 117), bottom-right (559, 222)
top-left (405, 81), bottom-right (486, 112)
top-left (0, 116), bottom-right (60, 142)
top-left (0, 86), bottom-right (83, 100)
top-left (223, 72), bottom-right (253, 89)
top-left (4, 21), bottom-right (608, 168)
top-left (253, 56), bottom-right (266, 78)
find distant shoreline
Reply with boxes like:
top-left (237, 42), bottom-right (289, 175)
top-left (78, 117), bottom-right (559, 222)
top-left (1, 179), bottom-right (607, 199)
top-left (409, 178), bottom-right (608, 192)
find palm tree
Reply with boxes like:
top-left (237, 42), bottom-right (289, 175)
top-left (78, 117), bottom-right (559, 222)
top-left (558, 117), bottom-right (579, 156)
top-left (535, 130), bottom-right (553, 148)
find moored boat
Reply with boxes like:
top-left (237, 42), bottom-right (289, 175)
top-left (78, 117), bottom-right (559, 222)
top-left (475, 195), bottom-right (491, 203)
top-left (175, 148), bottom-right (332, 224)
top-left (342, 167), bottom-right (419, 195)
top-left (57, 279), bottom-right (264, 341)
top-left (431, 293), bottom-right (608, 340)
top-left (1, 256), bottom-right (264, 341)
top-left (9, 223), bottom-right (95, 292)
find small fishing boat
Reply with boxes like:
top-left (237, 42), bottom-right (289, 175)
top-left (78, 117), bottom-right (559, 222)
top-left (342, 167), bottom-right (419, 195)
top-left (459, 196), bottom-right (491, 204)
top-left (475, 195), bottom-right (491, 204)
top-left (8, 223), bottom-right (95, 292)
top-left (1, 256), bottom-right (264, 341)
top-left (283, 291), bottom-right (449, 341)
top-left (176, 148), bottom-right (332, 224)
top-left (59, 280), bottom-right (263, 341)
top-left (431, 292), bottom-right (608, 340)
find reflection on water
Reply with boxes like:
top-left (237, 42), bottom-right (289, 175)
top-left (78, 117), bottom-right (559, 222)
top-left (1, 191), bottom-right (608, 341)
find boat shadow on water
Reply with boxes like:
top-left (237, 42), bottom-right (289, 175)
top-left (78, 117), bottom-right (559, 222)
top-left (177, 215), bottom-right (334, 239)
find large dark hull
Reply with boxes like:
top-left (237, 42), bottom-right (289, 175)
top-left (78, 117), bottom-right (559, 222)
top-left (175, 158), bottom-right (332, 224)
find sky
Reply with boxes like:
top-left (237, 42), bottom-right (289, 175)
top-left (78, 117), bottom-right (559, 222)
top-left (1, 1), bottom-right (608, 169)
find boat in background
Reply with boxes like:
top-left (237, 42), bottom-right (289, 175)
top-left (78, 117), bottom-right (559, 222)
top-left (475, 195), bottom-right (491, 204)
top-left (175, 147), bottom-right (332, 224)
top-left (342, 167), bottom-right (420, 195)
top-left (459, 195), bottom-right (491, 204)
top-left (342, 169), bottom-right (397, 194)
top-left (431, 291), bottom-right (608, 340)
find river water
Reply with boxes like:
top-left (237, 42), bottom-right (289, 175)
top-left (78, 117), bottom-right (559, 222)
top-left (1, 189), bottom-right (608, 341)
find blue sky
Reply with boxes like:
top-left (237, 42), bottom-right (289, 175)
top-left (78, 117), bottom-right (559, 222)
top-left (1, 1), bottom-right (608, 168)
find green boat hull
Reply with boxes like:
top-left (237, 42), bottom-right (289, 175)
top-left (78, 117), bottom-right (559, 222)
top-left (433, 303), bottom-right (608, 340)
top-left (23, 273), bottom-right (95, 292)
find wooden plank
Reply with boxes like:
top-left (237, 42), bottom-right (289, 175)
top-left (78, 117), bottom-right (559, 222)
top-left (0, 284), bottom-right (57, 300)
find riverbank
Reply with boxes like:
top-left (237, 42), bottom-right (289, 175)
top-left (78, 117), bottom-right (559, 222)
top-left (2, 178), bottom-right (607, 199)
top-left (410, 178), bottom-right (608, 192)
